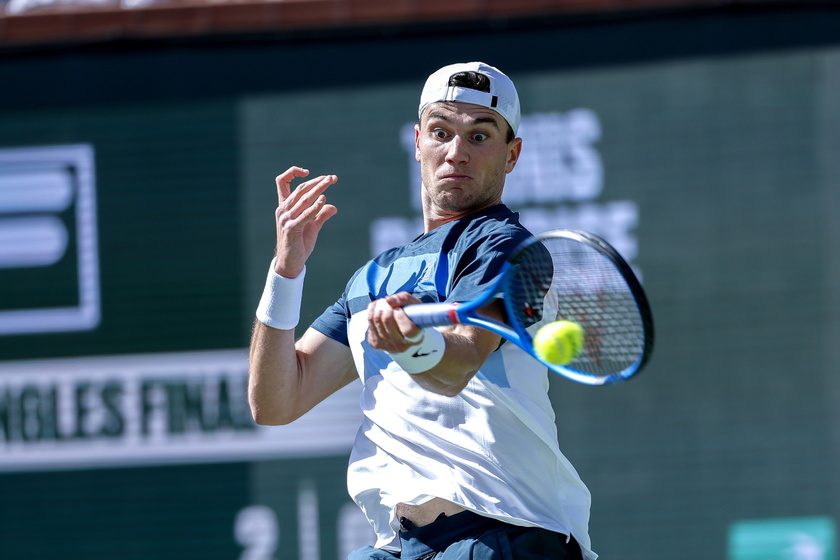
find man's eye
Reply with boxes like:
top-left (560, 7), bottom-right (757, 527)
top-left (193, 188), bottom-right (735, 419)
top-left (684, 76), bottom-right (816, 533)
top-left (473, 133), bottom-right (489, 142)
top-left (433, 129), bottom-right (448, 139)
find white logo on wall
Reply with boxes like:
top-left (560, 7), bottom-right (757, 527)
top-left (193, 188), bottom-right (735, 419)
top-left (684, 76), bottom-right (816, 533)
top-left (0, 144), bottom-right (101, 335)
top-left (371, 110), bottom-right (639, 269)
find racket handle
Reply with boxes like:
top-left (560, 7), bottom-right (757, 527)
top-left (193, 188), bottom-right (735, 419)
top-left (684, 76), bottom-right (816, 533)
top-left (402, 302), bottom-right (459, 327)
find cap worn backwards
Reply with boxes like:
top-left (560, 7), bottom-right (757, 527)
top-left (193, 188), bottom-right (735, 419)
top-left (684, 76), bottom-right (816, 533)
top-left (418, 62), bottom-right (521, 136)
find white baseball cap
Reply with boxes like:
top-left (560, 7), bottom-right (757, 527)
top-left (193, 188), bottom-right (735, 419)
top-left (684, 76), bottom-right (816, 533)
top-left (418, 61), bottom-right (521, 136)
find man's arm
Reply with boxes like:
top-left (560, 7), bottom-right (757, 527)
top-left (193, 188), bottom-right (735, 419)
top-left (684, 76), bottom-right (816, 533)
top-left (248, 166), bottom-right (352, 425)
top-left (249, 323), bottom-right (357, 425)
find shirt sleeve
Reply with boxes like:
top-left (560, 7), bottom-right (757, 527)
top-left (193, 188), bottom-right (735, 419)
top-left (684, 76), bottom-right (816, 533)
top-left (310, 294), bottom-right (350, 346)
top-left (446, 229), bottom-right (525, 304)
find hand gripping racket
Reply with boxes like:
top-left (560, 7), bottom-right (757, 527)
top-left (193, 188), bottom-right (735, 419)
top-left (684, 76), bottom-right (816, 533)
top-left (403, 229), bottom-right (654, 385)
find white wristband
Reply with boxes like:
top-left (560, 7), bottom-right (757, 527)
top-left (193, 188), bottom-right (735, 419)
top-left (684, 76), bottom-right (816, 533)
top-left (255, 258), bottom-right (306, 330)
top-left (387, 327), bottom-right (446, 374)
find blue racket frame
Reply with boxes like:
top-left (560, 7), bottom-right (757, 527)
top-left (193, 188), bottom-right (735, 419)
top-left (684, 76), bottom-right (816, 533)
top-left (403, 229), bottom-right (654, 386)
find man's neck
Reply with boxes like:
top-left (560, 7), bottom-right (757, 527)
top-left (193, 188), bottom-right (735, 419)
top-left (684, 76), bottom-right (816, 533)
top-left (422, 202), bottom-right (502, 233)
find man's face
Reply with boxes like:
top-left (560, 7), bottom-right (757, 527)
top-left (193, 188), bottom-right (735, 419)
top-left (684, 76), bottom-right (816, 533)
top-left (415, 102), bottom-right (522, 217)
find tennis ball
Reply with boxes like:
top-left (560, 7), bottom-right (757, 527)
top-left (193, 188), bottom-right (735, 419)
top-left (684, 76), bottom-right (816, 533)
top-left (533, 321), bottom-right (584, 365)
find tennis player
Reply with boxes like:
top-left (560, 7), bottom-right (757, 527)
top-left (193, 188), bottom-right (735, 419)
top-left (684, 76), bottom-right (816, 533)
top-left (249, 62), bottom-right (595, 560)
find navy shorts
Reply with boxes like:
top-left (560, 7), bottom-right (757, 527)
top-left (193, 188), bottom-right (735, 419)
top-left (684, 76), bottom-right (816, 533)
top-left (348, 510), bottom-right (583, 560)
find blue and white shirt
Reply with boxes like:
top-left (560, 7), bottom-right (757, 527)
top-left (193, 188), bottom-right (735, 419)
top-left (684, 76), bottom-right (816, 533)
top-left (311, 204), bottom-right (595, 559)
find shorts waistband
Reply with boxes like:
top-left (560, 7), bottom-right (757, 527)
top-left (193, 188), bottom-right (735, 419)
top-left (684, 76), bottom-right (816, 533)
top-left (398, 510), bottom-right (514, 558)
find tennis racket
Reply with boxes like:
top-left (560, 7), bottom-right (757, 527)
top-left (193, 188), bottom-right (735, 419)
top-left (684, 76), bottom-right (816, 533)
top-left (403, 229), bottom-right (654, 385)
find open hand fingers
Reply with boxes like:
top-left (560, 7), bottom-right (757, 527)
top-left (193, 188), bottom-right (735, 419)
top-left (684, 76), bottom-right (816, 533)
top-left (275, 166), bottom-right (310, 205)
top-left (276, 173), bottom-right (338, 228)
top-left (271, 168), bottom-right (338, 278)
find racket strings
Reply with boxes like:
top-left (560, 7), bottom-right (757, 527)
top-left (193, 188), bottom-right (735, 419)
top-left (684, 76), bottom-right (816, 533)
top-left (545, 239), bottom-right (644, 376)
top-left (506, 241), bottom-right (554, 328)
top-left (510, 237), bottom-right (646, 378)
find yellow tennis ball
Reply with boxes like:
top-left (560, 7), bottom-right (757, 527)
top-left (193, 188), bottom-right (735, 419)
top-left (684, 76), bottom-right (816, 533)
top-left (533, 321), bottom-right (584, 365)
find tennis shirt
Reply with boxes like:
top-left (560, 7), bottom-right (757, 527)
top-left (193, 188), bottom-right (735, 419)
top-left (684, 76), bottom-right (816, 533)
top-left (311, 204), bottom-right (596, 560)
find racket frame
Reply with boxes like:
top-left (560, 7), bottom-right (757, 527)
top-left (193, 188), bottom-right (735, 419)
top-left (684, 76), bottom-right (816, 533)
top-left (403, 229), bottom-right (654, 385)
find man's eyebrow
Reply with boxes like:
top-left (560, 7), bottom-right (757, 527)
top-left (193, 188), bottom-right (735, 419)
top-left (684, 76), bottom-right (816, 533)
top-left (472, 116), bottom-right (501, 129)
top-left (426, 111), bottom-right (502, 129)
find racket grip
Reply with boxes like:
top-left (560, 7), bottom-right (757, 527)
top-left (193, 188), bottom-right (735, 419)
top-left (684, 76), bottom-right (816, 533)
top-left (402, 302), bottom-right (459, 327)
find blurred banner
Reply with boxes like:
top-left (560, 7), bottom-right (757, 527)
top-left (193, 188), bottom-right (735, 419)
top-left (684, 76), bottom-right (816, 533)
top-left (0, 349), bottom-right (361, 471)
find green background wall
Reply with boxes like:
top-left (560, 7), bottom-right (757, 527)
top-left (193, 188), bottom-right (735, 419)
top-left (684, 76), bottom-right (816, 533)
top-left (1, 5), bottom-right (838, 559)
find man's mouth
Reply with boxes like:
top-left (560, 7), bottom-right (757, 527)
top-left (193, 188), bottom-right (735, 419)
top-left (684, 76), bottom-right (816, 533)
top-left (440, 173), bottom-right (471, 182)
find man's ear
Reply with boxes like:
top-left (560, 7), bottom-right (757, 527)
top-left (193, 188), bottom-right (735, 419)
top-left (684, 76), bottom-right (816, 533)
top-left (505, 137), bottom-right (523, 174)
top-left (414, 123), bottom-right (422, 163)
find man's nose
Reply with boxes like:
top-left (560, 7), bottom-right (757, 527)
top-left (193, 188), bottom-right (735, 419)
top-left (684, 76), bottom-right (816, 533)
top-left (445, 135), bottom-right (470, 165)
